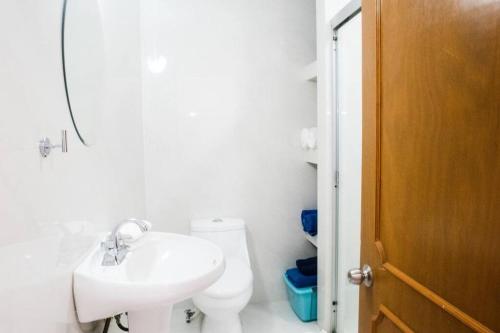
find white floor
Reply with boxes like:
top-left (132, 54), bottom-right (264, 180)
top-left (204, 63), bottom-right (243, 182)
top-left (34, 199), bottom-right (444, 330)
top-left (108, 301), bottom-right (319, 333)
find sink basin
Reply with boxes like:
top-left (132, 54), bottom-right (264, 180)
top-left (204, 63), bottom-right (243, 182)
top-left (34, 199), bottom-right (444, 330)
top-left (73, 232), bottom-right (225, 333)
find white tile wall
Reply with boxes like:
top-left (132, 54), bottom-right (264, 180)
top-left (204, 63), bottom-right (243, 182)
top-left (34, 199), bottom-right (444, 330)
top-left (0, 0), bottom-right (145, 332)
top-left (140, 0), bottom-right (318, 303)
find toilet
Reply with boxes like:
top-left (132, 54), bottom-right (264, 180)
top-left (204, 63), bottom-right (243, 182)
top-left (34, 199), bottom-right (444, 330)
top-left (190, 218), bottom-right (253, 333)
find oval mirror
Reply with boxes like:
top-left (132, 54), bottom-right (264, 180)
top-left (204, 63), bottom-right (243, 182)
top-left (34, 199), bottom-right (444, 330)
top-left (62, 0), bottom-right (107, 146)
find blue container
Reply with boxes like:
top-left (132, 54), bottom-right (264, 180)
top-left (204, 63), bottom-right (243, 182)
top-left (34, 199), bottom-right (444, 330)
top-left (283, 272), bottom-right (317, 322)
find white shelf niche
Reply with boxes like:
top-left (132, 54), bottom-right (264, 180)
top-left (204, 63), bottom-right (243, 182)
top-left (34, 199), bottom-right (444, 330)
top-left (303, 149), bottom-right (318, 165)
top-left (301, 61), bottom-right (317, 82)
top-left (305, 232), bottom-right (318, 247)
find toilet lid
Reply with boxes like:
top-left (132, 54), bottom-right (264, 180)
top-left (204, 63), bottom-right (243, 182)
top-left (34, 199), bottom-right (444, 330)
top-left (203, 258), bottom-right (253, 299)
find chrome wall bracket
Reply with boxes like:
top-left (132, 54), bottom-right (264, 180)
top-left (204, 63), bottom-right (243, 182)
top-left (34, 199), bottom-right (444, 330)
top-left (39, 130), bottom-right (68, 158)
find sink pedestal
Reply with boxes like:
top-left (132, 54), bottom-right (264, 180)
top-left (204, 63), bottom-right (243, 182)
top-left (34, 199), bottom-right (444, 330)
top-left (128, 305), bottom-right (173, 333)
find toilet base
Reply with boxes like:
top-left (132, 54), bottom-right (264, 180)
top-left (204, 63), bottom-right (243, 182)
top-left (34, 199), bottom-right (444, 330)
top-left (201, 314), bottom-right (242, 333)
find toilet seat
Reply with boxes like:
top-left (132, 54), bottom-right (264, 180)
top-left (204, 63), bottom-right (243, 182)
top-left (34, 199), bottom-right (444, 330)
top-left (202, 259), bottom-right (252, 299)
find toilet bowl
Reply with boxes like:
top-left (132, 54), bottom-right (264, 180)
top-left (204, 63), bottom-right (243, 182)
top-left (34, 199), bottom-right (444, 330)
top-left (190, 218), bottom-right (253, 333)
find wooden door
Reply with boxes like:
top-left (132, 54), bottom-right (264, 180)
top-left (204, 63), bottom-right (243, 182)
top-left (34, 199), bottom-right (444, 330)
top-left (359, 0), bottom-right (500, 332)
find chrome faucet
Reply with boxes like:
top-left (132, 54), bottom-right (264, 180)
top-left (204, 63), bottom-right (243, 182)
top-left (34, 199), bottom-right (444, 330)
top-left (101, 218), bottom-right (152, 266)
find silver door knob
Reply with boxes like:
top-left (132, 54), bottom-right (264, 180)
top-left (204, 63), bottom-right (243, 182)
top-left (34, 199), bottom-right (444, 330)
top-left (347, 264), bottom-right (373, 287)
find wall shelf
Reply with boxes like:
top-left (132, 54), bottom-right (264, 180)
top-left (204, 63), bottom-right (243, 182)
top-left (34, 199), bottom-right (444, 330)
top-left (305, 233), bottom-right (318, 247)
top-left (303, 150), bottom-right (318, 165)
top-left (301, 61), bottom-right (317, 82)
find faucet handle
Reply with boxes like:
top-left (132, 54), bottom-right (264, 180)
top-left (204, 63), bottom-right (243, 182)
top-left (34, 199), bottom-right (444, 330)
top-left (123, 218), bottom-right (152, 232)
top-left (100, 239), bottom-right (116, 252)
top-left (142, 220), bottom-right (152, 231)
top-left (115, 234), bottom-right (133, 248)
top-left (115, 245), bottom-right (129, 265)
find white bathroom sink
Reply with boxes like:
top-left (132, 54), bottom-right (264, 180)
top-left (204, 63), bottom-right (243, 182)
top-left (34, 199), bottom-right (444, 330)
top-left (73, 232), bottom-right (225, 333)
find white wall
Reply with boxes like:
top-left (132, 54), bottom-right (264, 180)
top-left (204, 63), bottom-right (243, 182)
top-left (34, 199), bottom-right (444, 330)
top-left (140, 0), bottom-right (317, 303)
top-left (0, 1), bottom-right (145, 332)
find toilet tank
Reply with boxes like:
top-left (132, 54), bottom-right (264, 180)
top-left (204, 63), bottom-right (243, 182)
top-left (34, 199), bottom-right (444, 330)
top-left (190, 218), bottom-right (250, 266)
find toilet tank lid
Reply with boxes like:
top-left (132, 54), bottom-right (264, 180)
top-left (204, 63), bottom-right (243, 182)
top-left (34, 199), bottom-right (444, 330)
top-left (190, 218), bottom-right (245, 232)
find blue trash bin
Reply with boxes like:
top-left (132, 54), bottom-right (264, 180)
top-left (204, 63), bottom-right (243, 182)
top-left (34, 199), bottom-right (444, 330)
top-left (283, 272), bottom-right (317, 322)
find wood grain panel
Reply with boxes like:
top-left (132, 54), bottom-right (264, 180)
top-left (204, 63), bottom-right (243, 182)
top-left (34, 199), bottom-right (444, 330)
top-left (383, 263), bottom-right (494, 333)
top-left (372, 305), bottom-right (414, 333)
top-left (360, 0), bottom-right (500, 331)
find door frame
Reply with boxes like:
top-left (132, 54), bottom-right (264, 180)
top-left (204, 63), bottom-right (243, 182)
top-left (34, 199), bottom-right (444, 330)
top-left (330, 0), bottom-right (362, 331)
